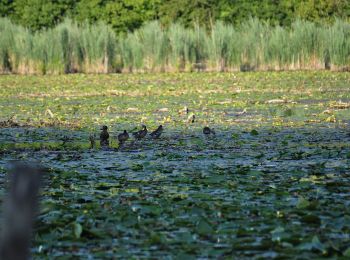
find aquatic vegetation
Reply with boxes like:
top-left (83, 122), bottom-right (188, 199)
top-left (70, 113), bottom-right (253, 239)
top-left (0, 72), bottom-right (350, 258)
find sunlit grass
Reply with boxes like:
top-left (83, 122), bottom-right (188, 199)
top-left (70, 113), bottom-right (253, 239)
top-left (1, 18), bottom-right (349, 74)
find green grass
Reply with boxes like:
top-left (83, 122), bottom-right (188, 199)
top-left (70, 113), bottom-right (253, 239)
top-left (0, 71), bottom-right (350, 258)
top-left (0, 71), bottom-right (349, 129)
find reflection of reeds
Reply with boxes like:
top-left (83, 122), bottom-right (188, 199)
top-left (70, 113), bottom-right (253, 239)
top-left (0, 18), bottom-right (349, 74)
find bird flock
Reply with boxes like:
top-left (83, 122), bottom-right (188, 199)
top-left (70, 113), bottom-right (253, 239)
top-left (90, 124), bottom-right (215, 149)
top-left (88, 107), bottom-right (216, 149)
top-left (96, 124), bottom-right (163, 149)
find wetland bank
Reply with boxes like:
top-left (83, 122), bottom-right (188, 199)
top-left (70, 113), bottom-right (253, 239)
top-left (0, 71), bottom-right (350, 258)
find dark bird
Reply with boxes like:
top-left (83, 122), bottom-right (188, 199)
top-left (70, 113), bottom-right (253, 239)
top-left (100, 125), bottom-right (109, 147)
top-left (133, 125), bottom-right (148, 140)
top-left (150, 125), bottom-right (163, 139)
top-left (118, 130), bottom-right (129, 145)
top-left (89, 134), bottom-right (96, 149)
top-left (203, 126), bottom-right (216, 136)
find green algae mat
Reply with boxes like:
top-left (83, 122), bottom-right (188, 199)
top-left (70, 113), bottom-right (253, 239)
top-left (0, 72), bottom-right (350, 258)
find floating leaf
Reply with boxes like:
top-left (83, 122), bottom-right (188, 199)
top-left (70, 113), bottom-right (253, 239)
top-left (271, 227), bottom-right (286, 242)
top-left (344, 248), bottom-right (350, 257)
top-left (74, 223), bottom-right (83, 239)
top-left (196, 219), bottom-right (214, 236)
top-left (296, 196), bottom-right (310, 209)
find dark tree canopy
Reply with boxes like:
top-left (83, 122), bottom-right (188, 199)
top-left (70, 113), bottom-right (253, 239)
top-left (74, 0), bottom-right (160, 33)
top-left (10, 0), bottom-right (76, 31)
top-left (0, 0), bottom-right (14, 17)
top-left (158, 0), bottom-right (219, 28)
top-left (0, 0), bottom-right (349, 32)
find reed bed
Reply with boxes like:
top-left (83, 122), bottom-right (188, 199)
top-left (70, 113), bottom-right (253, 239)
top-left (0, 18), bottom-right (349, 74)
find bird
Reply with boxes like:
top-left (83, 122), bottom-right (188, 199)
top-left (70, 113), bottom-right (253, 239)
top-left (100, 125), bottom-right (109, 147)
top-left (118, 130), bottom-right (129, 145)
top-left (179, 106), bottom-right (189, 115)
top-left (203, 126), bottom-right (216, 136)
top-left (133, 125), bottom-right (148, 140)
top-left (150, 125), bottom-right (163, 139)
top-left (187, 114), bottom-right (195, 123)
top-left (89, 134), bottom-right (96, 149)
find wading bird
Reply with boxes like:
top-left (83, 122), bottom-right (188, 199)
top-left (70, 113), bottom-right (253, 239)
top-left (118, 130), bottom-right (129, 145)
top-left (203, 126), bottom-right (216, 136)
top-left (100, 125), bottom-right (109, 147)
top-left (89, 134), bottom-right (96, 149)
top-left (150, 125), bottom-right (163, 139)
top-left (133, 125), bottom-right (148, 140)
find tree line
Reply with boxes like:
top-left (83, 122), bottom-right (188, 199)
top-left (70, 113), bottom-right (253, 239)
top-left (0, 0), bottom-right (349, 33)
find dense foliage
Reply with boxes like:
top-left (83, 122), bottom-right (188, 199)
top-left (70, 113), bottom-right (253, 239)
top-left (0, 0), bottom-right (349, 32)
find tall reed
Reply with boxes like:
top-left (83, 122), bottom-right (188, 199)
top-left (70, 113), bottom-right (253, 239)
top-left (0, 17), bottom-right (349, 74)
